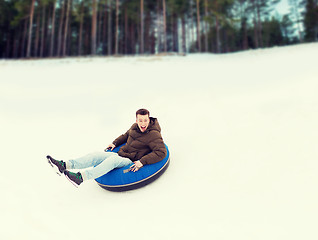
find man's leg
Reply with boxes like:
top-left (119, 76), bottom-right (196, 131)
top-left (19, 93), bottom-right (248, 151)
top-left (81, 154), bottom-right (132, 180)
top-left (66, 152), bottom-right (115, 170)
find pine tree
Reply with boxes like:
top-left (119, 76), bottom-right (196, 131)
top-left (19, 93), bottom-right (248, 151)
top-left (1, 0), bottom-right (314, 58)
top-left (281, 14), bottom-right (295, 43)
top-left (303, 0), bottom-right (318, 41)
top-left (262, 17), bottom-right (284, 46)
top-left (289, 0), bottom-right (304, 42)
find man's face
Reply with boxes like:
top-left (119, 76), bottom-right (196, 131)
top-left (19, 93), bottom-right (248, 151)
top-left (136, 114), bottom-right (150, 132)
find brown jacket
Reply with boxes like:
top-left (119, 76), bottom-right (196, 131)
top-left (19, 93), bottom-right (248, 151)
top-left (112, 117), bottom-right (167, 165)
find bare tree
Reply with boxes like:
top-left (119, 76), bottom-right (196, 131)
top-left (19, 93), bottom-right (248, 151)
top-left (250, 0), bottom-right (259, 48)
top-left (40, 3), bottom-right (46, 57)
top-left (21, 19), bottom-right (29, 57)
top-left (34, 9), bottom-right (40, 56)
top-left (57, 0), bottom-right (66, 56)
top-left (256, 0), bottom-right (263, 47)
top-left (189, 0), bottom-right (195, 52)
top-left (26, 0), bottom-right (36, 58)
top-left (204, 0), bottom-right (209, 52)
top-left (92, 0), bottom-right (97, 55)
top-left (108, 0), bottom-right (112, 55)
top-left (115, 0), bottom-right (119, 54)
top-left (78, 1), bottom-right (84, 55)
top-left (62, 0), bottom-right (70, 56)
top-left (163, 0), bottom-right (167, 52)
top-left (124, 5), bottom-right (128, 54)
top-left (181, 15), bottom-right (186, 53)
top-left (50, 0), bottom-right (57, 56)
top-left (196, 0), bottom-right (201, 52)
top-left (213, 0), bottom-right (221, 53)
top-left (140, 0), bottom-right (144, 54)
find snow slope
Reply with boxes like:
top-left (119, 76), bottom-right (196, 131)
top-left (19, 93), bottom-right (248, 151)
top-left (1, 43), bottom-right (318, 240)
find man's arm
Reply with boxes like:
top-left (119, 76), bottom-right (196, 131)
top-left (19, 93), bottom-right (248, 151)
top-left (112, 130), bottom-right (129, 147)
top-left (139, 132), bottom-right (167, 165)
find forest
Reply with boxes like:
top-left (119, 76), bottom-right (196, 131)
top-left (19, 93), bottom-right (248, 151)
top-left (0, 0), bottom-right (317, 58)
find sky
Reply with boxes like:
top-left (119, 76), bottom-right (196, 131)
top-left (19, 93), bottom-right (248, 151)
top-left (275, 0), bottom-right (290, 15)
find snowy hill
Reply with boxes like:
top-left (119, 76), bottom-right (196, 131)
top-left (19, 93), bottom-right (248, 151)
top-left (1, 43), bottom-right (318, 240)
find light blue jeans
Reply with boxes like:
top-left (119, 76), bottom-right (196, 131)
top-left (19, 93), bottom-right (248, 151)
top-left (66, 152), bottom-right (133, 181)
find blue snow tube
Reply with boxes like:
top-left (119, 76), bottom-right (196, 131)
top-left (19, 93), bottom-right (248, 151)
top-left (95, 143), bottom-right (170, 192)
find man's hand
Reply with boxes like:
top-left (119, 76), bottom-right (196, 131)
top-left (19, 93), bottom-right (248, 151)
top-left (130, 160), bottom-right (143, 172)
top-left (105, 143), bottom-right (115, 151)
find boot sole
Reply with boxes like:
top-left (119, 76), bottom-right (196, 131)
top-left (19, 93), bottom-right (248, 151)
top-left (65, 174), bottom-right (80, 188)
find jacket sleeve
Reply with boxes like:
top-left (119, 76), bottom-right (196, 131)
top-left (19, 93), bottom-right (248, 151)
top-left (139, 132), bottom-right (167, 165)
top-left (112, 130), bottom-right (129, 147)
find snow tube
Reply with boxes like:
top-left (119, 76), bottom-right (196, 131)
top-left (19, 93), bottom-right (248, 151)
top-left (95, 143), bottom-right (170, 192)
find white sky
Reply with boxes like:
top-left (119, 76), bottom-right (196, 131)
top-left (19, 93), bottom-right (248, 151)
top-left (275, 0), bottom-right (290, 15)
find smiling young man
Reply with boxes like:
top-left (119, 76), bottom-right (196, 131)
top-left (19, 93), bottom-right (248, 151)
top-left (47, 109), bottom-right (167, 187)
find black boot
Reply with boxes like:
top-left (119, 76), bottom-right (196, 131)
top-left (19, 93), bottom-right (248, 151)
top-left (64, 170), bottom-right (83, 187)
top-left (47, 155), bottom-right (66, 176)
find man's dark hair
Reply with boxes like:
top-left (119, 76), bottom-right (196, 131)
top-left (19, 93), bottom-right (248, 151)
top-left (136, 108), bottom-right (150, 117)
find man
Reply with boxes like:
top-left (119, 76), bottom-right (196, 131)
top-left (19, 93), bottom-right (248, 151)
top-left (47, 109), bottom-right (167, 187)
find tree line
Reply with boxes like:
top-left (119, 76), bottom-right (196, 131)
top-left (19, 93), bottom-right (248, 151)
top-left (0, 0), bottom-right (317, 59)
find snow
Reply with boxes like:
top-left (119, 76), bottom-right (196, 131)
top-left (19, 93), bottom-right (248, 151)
top-left (1, 43), bottom-right (318, 240)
